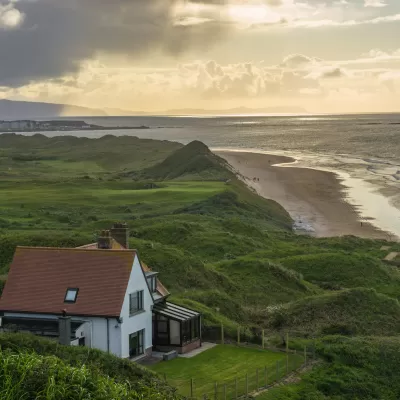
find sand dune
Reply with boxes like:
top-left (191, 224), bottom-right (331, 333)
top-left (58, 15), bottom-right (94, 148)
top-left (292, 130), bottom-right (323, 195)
top-left (217, 150), bottom-right (392, 239)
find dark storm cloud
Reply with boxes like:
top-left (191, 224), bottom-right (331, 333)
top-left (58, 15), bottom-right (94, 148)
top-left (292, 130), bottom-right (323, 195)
top-left (0, 0), bottom-right (229, 87)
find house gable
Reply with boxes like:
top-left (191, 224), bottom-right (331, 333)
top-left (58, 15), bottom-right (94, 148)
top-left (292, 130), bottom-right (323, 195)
top-left (119, 254), bottom-right (154, 358)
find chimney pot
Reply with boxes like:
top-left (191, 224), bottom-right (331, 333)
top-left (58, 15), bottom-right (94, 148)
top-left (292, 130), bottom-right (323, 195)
top-left (98, 229), bottom-right (112, 249)
top-left (110, 222), bottom-right (129, 249)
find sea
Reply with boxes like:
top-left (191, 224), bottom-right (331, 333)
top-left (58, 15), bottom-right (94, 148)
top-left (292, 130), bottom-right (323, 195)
top-left (21, 113), bottom-right (400, 238)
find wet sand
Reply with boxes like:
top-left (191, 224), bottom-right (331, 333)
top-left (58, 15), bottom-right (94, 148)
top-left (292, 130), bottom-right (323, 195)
top-left (217, 150), bottom-right (392, 239)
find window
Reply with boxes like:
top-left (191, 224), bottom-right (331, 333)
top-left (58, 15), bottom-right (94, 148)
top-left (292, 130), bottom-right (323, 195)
top-left (129, 329), bottom-right (144, 358)
top-left (182, 320), bottom-right (191, 344)
top-left (129, 290), bottom-right (144, 315)
top-left (191, 317), bottom-right (200, 339)
top-left (147, 276), bottom-right (157, 293)
top-left (150, 276), bottom-right (157, 293)
top-left (64, 288), bottom-right (79, 303)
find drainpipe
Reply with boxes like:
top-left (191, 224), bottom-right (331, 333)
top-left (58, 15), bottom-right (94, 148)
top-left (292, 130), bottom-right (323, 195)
top-left (106, 318), bottom-right (110, 353)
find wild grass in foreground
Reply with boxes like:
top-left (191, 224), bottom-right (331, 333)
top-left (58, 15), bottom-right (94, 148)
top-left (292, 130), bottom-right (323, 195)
top-left (0, 332), bottom-right (177, 397)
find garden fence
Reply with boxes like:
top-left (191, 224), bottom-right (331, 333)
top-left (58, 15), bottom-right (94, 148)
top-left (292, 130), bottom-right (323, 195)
top-left (163, 342), bottom-right (316, 399)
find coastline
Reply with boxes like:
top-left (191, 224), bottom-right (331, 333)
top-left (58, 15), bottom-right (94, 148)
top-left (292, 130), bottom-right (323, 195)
top-left (217, 150), bottom-right (396, 240)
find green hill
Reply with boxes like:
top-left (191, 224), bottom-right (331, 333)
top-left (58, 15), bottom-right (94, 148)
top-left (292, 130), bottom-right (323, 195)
top-left (278, 252), bottom-right (400, 297)
top-left (1, 135), bottom-right (400, 398)
top-left (0, 133), bottom-right (182, 178)
top-left (136, 140), bottom-right (232, 181)
top-left (265, 288), bottom-right (400, 336)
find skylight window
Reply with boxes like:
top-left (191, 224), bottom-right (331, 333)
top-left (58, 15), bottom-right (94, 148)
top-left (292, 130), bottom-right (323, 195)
top-left (64, 288), bottom-right (79, 303)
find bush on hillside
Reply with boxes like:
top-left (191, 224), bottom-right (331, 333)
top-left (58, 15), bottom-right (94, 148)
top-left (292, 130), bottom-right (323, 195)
top-left (0, 350), bottom-right (175, 400)
top-left (0, 232), bottom-right (92, 273)
top-left (264, 288), bottom-right (400, 336)
top-left (0, 333), bottom-right (178, 397)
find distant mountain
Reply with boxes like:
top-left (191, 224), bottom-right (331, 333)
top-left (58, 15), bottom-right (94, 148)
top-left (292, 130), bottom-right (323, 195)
top-left (0, 99), bottom-right (308, 119)
top-left (0, 100), bottom-right (107, 119)
top-left (165, 106), bottom-right (308, 115)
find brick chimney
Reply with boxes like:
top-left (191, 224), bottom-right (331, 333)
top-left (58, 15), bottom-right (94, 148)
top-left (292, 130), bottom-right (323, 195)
top-left (97, 230), bottom-right (112, 249)
top-left (111, 223), bottom-right (129, 249)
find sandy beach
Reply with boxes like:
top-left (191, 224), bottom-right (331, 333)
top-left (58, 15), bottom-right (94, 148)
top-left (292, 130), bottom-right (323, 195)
top-left (217, 150), bottom-right (393, 239)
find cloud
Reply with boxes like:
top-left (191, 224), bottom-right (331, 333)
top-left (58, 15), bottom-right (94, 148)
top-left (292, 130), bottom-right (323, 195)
top-left (0, 1), bottom-right (24, 29)
top-left (8, 48), bottom-right (400, 114)
top-left (1, 0), bottom-right (399, 93)
top-left (364, 0), bottom-right (387, 7)
top-left (0, 0), bottom-right (231, 87)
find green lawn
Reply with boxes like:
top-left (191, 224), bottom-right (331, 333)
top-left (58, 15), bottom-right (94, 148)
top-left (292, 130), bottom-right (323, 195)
top-left (0, 180), bottom-right (226, 230)
top-left (151, 345), bottom-right (304, 398)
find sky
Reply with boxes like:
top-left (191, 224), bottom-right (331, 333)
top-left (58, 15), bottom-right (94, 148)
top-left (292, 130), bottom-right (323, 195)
top-left (0, 0), bottom-right (400, 114)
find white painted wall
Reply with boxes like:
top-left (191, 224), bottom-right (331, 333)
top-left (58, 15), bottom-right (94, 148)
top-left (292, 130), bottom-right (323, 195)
top-left (120, 255), bottom-right (154, 358)
top-left (3, 312), bottom-right (123, 357)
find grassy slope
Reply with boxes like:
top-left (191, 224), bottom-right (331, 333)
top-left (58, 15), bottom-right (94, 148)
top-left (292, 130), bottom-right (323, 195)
top-left (259, 336), bottom-right (400, 400)
top-left (135, 140), bottom-right (232, 181)
top-left (0, 332), bottom-right (179, 399)
top-left (1, 135), bottom-right (400, 398)
top-left (1, 136), bottom-right (399, 336)
top-left (264, 288), bottom-right (400, 336)
top-left (0, 133), bottom-right (182, 178)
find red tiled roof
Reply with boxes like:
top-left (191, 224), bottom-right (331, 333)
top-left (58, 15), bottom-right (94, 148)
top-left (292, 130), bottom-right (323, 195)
top-left (0, 247), bottom-right (136, 317)
top-left (77, 243), bottom-right (169, 298)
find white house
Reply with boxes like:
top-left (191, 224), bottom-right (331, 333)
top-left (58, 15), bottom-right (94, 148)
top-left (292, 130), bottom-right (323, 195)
top-left (0, 224), bottom-right (202, 359)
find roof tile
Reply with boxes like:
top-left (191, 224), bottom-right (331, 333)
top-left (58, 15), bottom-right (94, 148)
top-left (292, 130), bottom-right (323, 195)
top-left (0, 247), bottom-right (136, 317)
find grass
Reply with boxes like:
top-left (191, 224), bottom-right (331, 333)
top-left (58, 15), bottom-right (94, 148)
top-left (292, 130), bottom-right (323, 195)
top-left (257, 336), bottom-right (400, 400)
top-left (0, 333), bottom-right (180, 399)
top-left (264, 288), bottom-right (400, 336)
top-left (151, 345), bottom-right (304, 398)
top-left (2, 135), bottom-right (400, 398)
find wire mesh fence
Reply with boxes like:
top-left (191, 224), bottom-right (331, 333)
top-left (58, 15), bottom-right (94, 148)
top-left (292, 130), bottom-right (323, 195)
top-left (163, 342), bottom-right (316, 399)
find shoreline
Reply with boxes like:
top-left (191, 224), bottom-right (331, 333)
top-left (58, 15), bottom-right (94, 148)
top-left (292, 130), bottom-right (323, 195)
top-left (217, 150), bottom-right (398, 240)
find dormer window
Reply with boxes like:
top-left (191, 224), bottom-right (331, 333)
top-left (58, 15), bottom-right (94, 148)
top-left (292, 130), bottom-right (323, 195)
top-left (149, 276), bottom-right (157, 293)
top-left (145, 271), bottom-right (158, 294)
top-left (64, 288), bottom-right (79, 303)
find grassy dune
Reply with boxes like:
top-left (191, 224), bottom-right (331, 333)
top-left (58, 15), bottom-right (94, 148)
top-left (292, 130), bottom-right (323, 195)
top-left (1, 134), bottom-right (400, 398)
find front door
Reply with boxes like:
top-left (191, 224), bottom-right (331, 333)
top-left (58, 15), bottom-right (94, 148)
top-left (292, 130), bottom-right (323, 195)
top-left (129, 329), bottom-right (144, 358)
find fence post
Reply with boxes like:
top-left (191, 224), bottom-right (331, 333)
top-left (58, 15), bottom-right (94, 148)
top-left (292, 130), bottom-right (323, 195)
top-left (264, 366), bottom-right (267, 387)
top-left (276, 360), bottom-right (279, 381)
top-left (304, 346), bottom-right (307, 366)
top-left (221, 323), bottom-right (224, 345)
top-left (313, 339), bottom-right (316, 360)
top-left (256, 368), bottom-right (259, 390)
top-left (262, 329), bottom-right (265, 349)
top-left (237, 326), bottom-right (240, 345)
top-left (224, 384), bottom-right (227, 400)
top-left (235, 377), bottom-right (238, 399)
top-left (286, 332), bottom-right (289, 374)
top-left (214, 383), bottom-right (218, 400)
top-left (191, 378), bottom-right (194, 398)
top-left (246, 374), bottom-right (248, 396)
